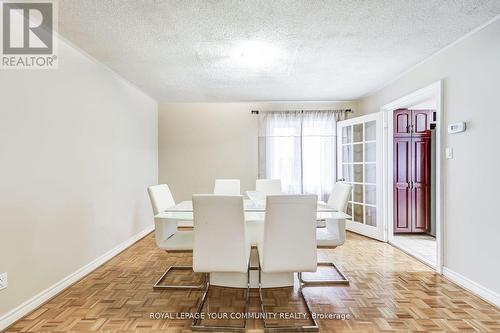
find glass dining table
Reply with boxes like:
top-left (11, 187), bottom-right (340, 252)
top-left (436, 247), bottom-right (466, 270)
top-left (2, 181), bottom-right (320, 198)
top-left (154, 198), bottom-right (351, 289)
top-left (154, 199), bottom-right (351, 221)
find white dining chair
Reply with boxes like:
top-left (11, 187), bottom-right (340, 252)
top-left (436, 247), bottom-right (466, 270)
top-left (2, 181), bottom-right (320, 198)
top-left (304, 182), bottom-right (352, 285)
top-left (255, 179), bottom-right (282, 195)
top-left (192, 194), bottom-right (251, 331)
top-left (244, 179), bottom-right (282, 246)
top-left (213, 179), bottom-right (241, 195)
top-left (316, 181), bottom-right (352, 227)
top-left (325, 182), bottom-right (352, 212)
top-left (147, 184), bottom-right (204, 290)
top-left (257, 194), bottom-right (318, 331)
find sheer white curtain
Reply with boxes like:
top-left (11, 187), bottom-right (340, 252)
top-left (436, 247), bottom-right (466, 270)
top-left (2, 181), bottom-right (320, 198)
top-left (258, 111), bottom-right (302, 194)
top-left (302, 111), bottom-right (337, 201)
top-left (258, 110), bottom-right (341, 201)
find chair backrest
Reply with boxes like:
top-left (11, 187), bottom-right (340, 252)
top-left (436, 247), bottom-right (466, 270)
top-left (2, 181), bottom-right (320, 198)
top-left (192, 195), bottom-right (248, 272)
top-left (261, 195), bottom-right (317, 272)
top-left (148, 184), bottom-right (176, 215)
top-left (213, 179), bottom-right (240, 195)
top-left (327, 182), bottom-right (352, 212)
top-left (147, 184), bottom-right (177, 247)
top-left (256, 179), bottom-right (282, 195)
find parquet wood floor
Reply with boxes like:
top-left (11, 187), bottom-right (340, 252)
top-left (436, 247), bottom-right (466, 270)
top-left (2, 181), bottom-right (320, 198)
top-left (4, 232), bottom-right (500, 333)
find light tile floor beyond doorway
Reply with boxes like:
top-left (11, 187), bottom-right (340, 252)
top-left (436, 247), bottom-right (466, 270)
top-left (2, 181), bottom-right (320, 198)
top-left (5, 232), bottom-right (500, 332)
top-left (393, 234), bottom-right (436, 267)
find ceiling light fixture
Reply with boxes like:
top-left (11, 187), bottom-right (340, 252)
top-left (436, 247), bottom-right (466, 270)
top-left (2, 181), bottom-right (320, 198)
top-left (230, 40), bottom-right (283, 70)
top-left (195, 40), bottom-right (294, 79)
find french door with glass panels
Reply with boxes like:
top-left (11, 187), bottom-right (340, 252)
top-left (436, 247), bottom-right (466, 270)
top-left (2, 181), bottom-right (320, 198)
top-left (337, 112), bottom-right (385, 241)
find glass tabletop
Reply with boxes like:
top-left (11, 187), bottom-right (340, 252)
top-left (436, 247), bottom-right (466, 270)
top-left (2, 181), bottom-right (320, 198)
top-left (155, 200), bottom-right (351, 220)
top-left (163, 200), bottom-right (337, 212)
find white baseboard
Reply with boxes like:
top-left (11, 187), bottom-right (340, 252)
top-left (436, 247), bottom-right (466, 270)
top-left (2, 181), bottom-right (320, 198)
top-left (0, 225), bottom-right (154, 331)
top-left (443, 267), bottom-right (500, 308)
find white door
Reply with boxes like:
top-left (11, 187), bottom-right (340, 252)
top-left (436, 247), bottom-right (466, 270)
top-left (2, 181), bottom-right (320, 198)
top-left (337, 112), bottom-right (385, 241)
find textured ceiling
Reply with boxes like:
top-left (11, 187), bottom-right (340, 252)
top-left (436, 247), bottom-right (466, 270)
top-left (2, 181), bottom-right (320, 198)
top-left (58, 0), bottom-right (500, 102)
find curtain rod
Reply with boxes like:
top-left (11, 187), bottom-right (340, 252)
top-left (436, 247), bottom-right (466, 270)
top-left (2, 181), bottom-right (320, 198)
top-left (250, 109), bottom-right (352, 115)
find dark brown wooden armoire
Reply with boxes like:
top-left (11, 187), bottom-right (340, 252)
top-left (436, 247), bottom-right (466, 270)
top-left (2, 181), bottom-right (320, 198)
top-left (393, 109), bottom-right (432, 233)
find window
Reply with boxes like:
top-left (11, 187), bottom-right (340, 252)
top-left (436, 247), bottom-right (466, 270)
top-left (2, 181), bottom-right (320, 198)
top-left (258, 111), bottom-right (340, 201)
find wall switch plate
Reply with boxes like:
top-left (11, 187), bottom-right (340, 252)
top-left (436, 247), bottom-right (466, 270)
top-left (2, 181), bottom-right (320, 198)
top-left (0, 272), bottom-right (7, 291)
top-left (446, 147), bottom-right (453, 159)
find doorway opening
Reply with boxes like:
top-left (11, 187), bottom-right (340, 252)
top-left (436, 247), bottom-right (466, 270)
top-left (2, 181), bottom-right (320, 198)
top-left (381, 81), bottom-right (443, 273)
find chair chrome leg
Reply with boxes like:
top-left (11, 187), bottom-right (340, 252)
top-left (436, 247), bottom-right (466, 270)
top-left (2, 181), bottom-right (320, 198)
top-left (257, 252), bottom-right (319, 332)
top-left (299, 262), bottom-right (349, 286)
top-left (153, 265), bottom-right (207, 290)
top-left (192, 260), bottom-right (251, 331)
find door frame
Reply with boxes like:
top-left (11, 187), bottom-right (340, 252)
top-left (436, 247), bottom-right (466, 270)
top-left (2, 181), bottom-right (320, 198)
top-left (380, 81), bottom-right (443, 274)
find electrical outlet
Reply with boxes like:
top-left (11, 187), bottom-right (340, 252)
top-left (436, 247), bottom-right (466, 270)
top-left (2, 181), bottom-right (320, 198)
top-left (0, 272), bottom-right (7, 291)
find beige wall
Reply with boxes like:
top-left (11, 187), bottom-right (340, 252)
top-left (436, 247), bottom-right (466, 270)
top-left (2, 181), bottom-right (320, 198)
top-left (158, 102), bottom-right (357, 201)
top-left (0, 38), bottom-right (158, 317)
top-left (359, 19), bottom-right (500, 296)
